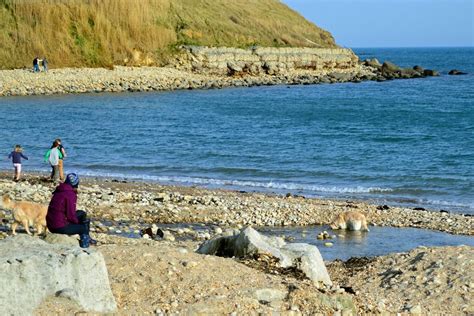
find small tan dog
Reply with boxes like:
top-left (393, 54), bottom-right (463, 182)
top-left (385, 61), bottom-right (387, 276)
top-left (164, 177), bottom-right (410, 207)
top-left (330, 211), bottom-right (370, 231)
top-left (1, 195), bottom-right (48, 236)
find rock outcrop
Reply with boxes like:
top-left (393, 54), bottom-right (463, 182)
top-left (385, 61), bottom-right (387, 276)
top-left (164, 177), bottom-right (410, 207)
top-left (197, 226), bottom-right (332, 286)
top-left (0, 235), bottom-right (117, 314)
top-left (362, 59), bottom-right (439, 80)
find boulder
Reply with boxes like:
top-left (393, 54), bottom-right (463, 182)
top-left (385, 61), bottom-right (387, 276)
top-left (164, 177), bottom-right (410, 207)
top-left (400, 68), bottom-right (422, 78)
top-left (448, 69), bottom-right (467, 75)
top-left (363, 58), bottom-right (382, 69)
top-left (0, 235), bottom-right (116, 314)
top-left (423, 69), bottom-right (440, 76)
top-left (328, 72), bottom-right (353, 82)
top-left (227, 61), bottom-right (243, 75)
top-left (197, 227), bottom-right (332, 286)
top-left (413, 65), bottom-right (424, 73)
top-left (382, 61), bottom-right (401, 73)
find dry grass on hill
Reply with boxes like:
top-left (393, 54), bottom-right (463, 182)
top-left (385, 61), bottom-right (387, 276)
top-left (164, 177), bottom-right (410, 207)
top-left (0, 0), bottom-right (336, 69)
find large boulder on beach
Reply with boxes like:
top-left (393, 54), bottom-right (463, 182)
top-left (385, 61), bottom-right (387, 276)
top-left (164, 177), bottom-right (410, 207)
top-left (197, 227), bottom-right (332, 286)
top-left (0, 235), bottom-right (117, 314)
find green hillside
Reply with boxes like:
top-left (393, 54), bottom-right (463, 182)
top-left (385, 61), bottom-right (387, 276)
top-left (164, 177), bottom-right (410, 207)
top-left (0, 0), bottom-right (337, 69)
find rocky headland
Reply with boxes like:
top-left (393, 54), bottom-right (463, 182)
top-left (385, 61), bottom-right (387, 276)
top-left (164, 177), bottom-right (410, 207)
top-left (0, 47), bottom-right (441, 97)
top-left (0, 173), bottom-right (473, 314)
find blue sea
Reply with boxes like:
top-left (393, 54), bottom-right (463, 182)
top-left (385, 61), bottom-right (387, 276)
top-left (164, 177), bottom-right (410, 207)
top-left (1, 48), bottom-right (473, 214)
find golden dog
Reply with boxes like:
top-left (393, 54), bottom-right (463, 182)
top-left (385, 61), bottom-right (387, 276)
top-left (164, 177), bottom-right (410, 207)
top-left (330, 211), bottom-right (370, 231)
top-left (1, 195), bottom-right (48, 236)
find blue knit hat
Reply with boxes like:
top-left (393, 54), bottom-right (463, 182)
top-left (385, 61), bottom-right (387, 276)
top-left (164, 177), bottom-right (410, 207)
top-left (65, 173), bottom-right (80, 187)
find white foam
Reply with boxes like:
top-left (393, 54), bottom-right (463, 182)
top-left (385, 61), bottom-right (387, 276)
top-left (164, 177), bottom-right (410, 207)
top-left (75, 170), bottom-right (393, 194)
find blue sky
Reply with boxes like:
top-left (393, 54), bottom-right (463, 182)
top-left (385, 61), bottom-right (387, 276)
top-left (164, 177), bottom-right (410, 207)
top-left (283, 0), bottom-right (474, 47)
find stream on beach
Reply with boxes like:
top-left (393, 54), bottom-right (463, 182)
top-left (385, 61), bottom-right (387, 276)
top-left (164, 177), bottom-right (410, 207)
top-left (96, 221), bottom-right (474, 262)
top-left (0, 48), bottom-right (473, 215)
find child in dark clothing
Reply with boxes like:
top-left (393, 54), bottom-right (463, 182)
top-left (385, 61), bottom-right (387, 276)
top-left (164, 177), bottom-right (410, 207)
top-left (8, 145), bottom-right (28, 181)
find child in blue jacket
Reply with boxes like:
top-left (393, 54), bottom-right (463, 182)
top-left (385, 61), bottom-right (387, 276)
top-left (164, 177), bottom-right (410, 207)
top-left (8, 144), bottom-right (28, 181)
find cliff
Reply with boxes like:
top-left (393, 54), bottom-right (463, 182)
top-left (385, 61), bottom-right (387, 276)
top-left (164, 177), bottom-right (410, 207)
top-left (0, 0), bottom-right (336, 69)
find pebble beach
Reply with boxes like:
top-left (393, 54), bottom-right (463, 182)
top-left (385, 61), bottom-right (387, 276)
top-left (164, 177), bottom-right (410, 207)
top-left (1, 173), bottom-right (472, 237)
top-left (1, 173), bottom-right (472, 314)
top-left (0, 66), bottom-right (371, 97)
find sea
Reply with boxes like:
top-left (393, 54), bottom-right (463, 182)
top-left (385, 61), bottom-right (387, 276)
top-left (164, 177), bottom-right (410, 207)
top-left (1, 48), bottom-right (473, 214)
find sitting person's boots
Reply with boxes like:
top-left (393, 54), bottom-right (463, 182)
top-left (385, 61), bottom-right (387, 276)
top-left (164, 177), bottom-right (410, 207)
top-left (83, 219), bottom-right (98, 245)
top-left (79, 233), bottom-right (90, 248)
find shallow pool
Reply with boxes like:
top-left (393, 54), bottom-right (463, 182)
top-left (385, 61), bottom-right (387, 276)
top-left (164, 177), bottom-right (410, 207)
top-left (258, 225), bottom-right (474, 261)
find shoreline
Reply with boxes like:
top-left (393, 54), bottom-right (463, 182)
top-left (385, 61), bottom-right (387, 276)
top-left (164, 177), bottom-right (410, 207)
top-left (0, 172), bottom-right (472, 236)
top-left (0, 66), bottom-right (371, 97)
top-left (0, 54), bottom-right (438, 97)
top-left (1, 169), bottom-right (471, 217)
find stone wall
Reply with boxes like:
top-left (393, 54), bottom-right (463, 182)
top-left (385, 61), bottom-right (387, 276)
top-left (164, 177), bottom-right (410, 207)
top-left (177, 46), bottom-right (360, 75)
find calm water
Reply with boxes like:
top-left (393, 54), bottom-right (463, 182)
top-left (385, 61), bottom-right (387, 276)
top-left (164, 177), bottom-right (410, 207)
top-left (258, 225), bottom-right (474, 261)
top-left (1, 48), bottom-right (473, 213)
top-left (100, 222), bottom-right (474, 261)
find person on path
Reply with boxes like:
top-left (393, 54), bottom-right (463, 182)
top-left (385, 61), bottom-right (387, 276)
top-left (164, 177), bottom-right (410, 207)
top-left (54, 138), bottom-right (67, 181)
top-left (33, 57), bottom-right (40, 72)
top-left (42, 57), bottom-right (48, 72)
top-left (8, 144), bottom-right (28, 181)
top-left (44, 140), bottom-right (63, 182)
top-left (46, 173), bottom-right (97, 248)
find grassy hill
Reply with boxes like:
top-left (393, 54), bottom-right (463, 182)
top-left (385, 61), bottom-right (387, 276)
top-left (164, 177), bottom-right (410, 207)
top-left (0, 0), bottom-right (337, 69)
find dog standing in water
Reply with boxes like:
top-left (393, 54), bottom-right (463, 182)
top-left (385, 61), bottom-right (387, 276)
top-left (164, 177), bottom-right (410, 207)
top-left (1, 195), bottom-right (48, 236)
top-left (330, 211), bottom-right (370, 231)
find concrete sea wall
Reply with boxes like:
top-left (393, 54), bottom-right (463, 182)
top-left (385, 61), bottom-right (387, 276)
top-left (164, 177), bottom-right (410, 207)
top-left (176, 46), bottom-right (360, 75)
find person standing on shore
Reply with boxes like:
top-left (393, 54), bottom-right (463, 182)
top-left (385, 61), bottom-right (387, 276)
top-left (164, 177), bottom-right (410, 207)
top-left (42, 57), bottom-right (48, 72)
top-left (55, 138), bottom-right (67, 181)
top-left (46, 173), bottom-right (97, 248)
top-left (44, 140), bottom-right (63, 182)
top-left (8, 145), bottom-right (28, 181)
top-left (33, 57), bottom-right (40, 72)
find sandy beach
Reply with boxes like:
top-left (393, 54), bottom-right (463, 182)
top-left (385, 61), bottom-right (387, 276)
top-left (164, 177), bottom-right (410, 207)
top-left (0, 172), bottom-right (472, 314)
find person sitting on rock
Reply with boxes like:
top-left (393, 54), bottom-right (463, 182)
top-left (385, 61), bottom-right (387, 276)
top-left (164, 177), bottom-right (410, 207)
top-left (46, 173), bottom-right (97, 248)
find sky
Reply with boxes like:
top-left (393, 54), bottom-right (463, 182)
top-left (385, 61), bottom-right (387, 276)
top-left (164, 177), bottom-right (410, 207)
top-left (283, 0), bottom-right (474, 48)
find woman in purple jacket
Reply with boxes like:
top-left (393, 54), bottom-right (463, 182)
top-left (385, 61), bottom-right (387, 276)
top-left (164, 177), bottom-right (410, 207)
top-left (46, 173), bottom-right (96, 248)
